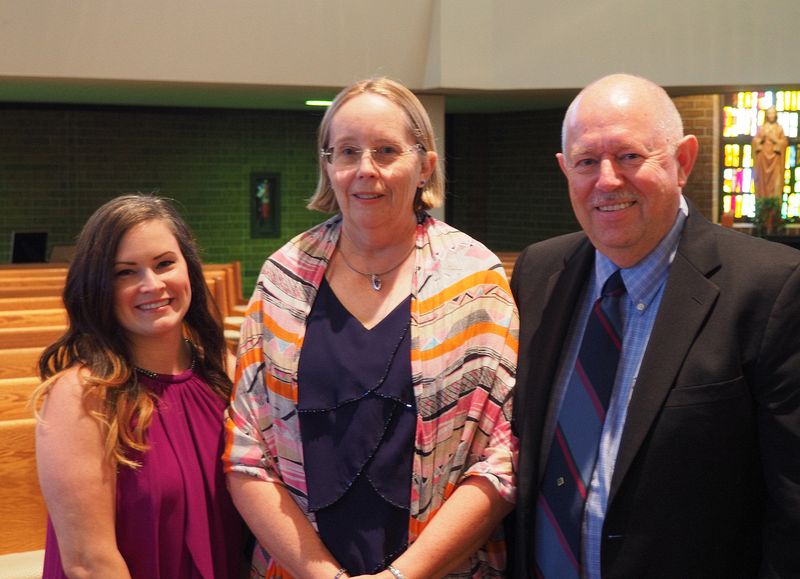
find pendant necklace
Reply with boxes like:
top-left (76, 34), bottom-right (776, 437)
top-left (337, 243), bottom-right (416, 291)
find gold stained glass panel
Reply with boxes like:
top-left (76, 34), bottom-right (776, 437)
top-left (720, 90), bottom-right (799, 224)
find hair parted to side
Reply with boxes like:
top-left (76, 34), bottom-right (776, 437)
top-left (32, 193), bottom-right (231, 469)
top-left (307, 76), bottom-right (445, 214)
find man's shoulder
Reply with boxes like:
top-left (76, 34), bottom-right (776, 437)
top-left (685, 215), bottom-right (800, 269)
top-left (677, 217), bottom-right (800, 305)
top-left (511, 231), bottom-right (590, 294)
top-left (517, 231), bottom-right (588, 268)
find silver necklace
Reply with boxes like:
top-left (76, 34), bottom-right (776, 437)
top-left (337, 244), bottom-right (415, 291)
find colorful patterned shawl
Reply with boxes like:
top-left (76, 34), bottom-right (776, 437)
top-left (223, 214), bottom-right (518, 577)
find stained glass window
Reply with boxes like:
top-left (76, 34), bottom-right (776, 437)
top-left (721, 91), bottom-right (800, 225)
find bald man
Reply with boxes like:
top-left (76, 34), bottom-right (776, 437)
top-left (509, 74), bottom-right (800, 578)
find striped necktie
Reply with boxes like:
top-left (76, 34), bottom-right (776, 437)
top-left (534, 270), bottom-right (626, 578)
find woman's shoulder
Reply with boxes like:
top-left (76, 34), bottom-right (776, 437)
top-left (44, 365), bottom-right (88, 396)
top-left (36, 365), bottom-right (103, 425)
top-left (424, 216), bottom-right (501, 268)
top-left (260, 216), bottom-right (340, 276)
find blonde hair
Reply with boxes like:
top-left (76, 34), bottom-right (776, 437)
top-left (307, 77), bottom-right (444, 214)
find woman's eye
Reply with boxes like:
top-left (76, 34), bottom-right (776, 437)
top-left (114, 269), bottom-right (134, 278)
top-left (340, 146), bottom-right (359, 156)
top-left (157, 260), bottom-right (175, 269)
top-left (377, 145), bottom-right (399, 155)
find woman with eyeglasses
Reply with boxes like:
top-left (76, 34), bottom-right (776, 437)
top-left (224, 77), bottom-right (518, 579)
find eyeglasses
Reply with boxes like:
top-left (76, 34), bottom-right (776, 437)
top-left (321, 143), bottom-right (425, 168)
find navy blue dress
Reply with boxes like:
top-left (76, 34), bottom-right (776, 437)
top-left (297, 278), bottom-right (415, 575)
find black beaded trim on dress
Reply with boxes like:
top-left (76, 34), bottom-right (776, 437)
top-left (307, 401), bottom-right (402, 512)
top-left (133, 339), bottom-right (196, 380)
top-left (301, 318), bottom-right (411, 512)
top-left (297, 322), bottom-right (411, 414)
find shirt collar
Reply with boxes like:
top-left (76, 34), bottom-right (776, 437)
top-left (594, 196), bottom-right (688, 309)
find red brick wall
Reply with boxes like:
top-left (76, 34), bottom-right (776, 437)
top-left (673, 94), bottom-right (718, 220)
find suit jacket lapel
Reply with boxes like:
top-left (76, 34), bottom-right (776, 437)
top-left (517, 238), bottom-right (594, 506)
top-left (609, 212), bottom-right (721, 502)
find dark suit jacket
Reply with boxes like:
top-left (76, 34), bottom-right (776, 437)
top-left (509, 209), bottom-right (800, 578)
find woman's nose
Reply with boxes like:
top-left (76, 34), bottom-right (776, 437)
top-left (355, 149), bottom-right (379, 176)
top-left (140, 269), bottom-right (166, 291)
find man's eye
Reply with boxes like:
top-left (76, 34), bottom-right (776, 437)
top-left (340, 147), bottom-right (359, 156)
top-left (576, 158), bottom-right (597, 168)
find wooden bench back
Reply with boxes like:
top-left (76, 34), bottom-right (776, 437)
top-left (0, 296), bottom-right (64, 311)
top-left (0, 310), bottom-right (67, 329)
top-left (0, 377), bottom-right (38, 421)
top-left (0, 277), bottom-right (66, 289)
top-left (0, 264), bottom-right (67, 277)
top-left (0, 326), bottom-right (66, 349)
top-left (0, 348), bottom-right (44, 379)
top-left (0, 419), bottom-right (47, 554)
top-left (495, 252), bottom-right (520, 281)
top-left (0, 286), bottom-right (64, 299)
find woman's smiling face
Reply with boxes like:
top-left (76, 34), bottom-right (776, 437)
top-left (324, 93), bottom-right (435, 234)
top-left (112, 219), bottom-right (191, 344)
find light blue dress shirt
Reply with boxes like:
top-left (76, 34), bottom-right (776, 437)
top-left (542, 197), bottom-right (688, 578)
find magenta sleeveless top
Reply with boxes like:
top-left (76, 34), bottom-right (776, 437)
top-left (42, 368), bottom-right (244, 578)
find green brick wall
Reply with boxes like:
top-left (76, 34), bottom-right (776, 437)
top-left (1, 97), bottom-right (716, 296)
top-left (0, 104), bottom-right (331, 296)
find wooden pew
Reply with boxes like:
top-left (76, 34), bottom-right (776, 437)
top-left (0, 326), bottom-right (65, 350)
top-left (495, 251), bottom-right (520, 281)
top-left (0, 260), bottom-right (245, 310)
top-left (0, 309), bottom-right (67, 329)
top-left (0, 286), bottom-right (64, 299)
top-left (0, 377), bottom-right (38, 421)
top-left (203, 261), bottom-right (246, 313)
top-left (0, 276), bottom-right (66, 289)
top-left (0, 264), bottom-right (67, 277)
top-left (0, 296), bottom-right (64, 311)
top-left (0, 418), bottom-right (46, 555)
top-left (203, 274), bottom-right (229, 319)
top-left (0, 263), bottom-right (244, 350)
top-left (0, 348), bottom-right (44, 379)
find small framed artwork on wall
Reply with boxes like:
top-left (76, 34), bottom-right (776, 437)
top-left (250, 172), bottom-right (280, 238)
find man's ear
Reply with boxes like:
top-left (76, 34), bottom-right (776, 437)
top-left (675, 135), bottom-right (699, 187)
top-left (556, 152), bottom-right (568, 177)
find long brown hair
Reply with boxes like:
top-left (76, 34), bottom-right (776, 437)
top-left (33, 194), bottom-right (231, 468)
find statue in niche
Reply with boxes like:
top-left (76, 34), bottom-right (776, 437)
top-left (751, 106), bottom-right (788, 198)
